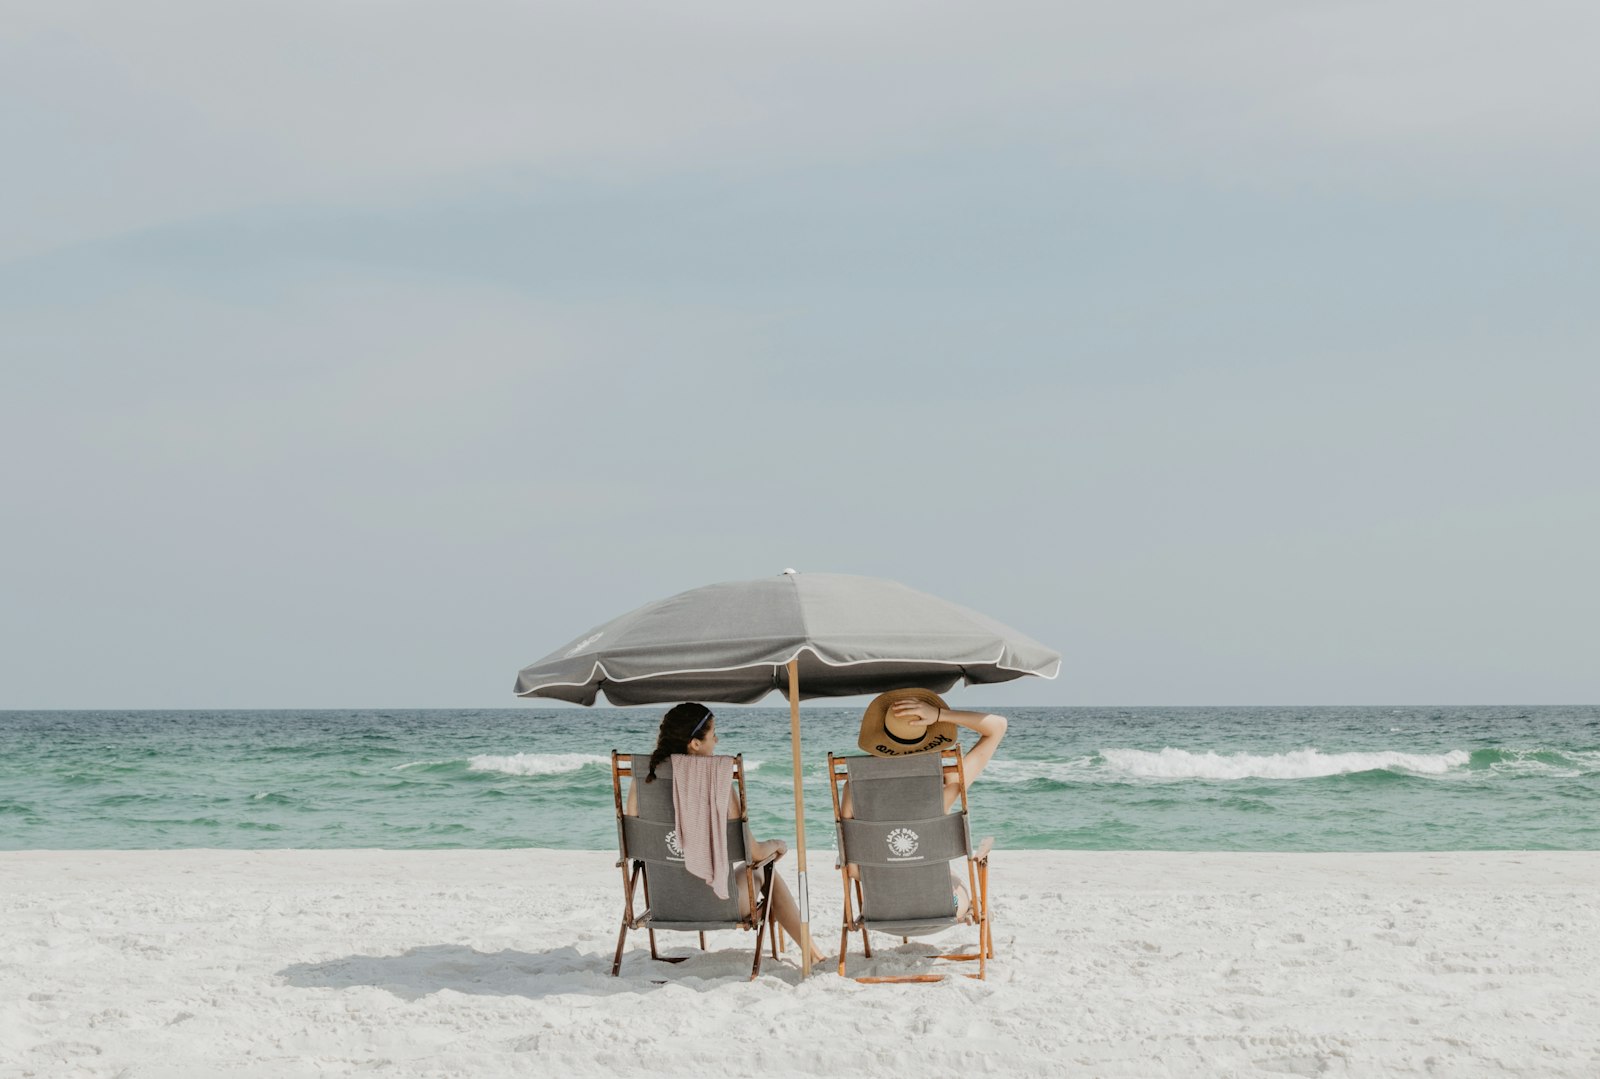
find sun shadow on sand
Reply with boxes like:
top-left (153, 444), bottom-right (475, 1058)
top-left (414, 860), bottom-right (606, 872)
top-left (279, 943), bottom-right (808, 1000)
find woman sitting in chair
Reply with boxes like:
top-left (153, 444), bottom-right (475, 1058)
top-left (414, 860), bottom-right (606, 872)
top-left (843, 688), bottom-right (1008, 919)
top-left (626, 702), bottom-right (826, 966)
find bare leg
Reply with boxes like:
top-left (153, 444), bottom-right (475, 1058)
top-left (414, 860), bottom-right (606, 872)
top-left (739, 870), bottom-right (825, 964)
top-left (953, 877), bottom-right (971, 921)
top-left (767, 874), bottom-right (826, 964)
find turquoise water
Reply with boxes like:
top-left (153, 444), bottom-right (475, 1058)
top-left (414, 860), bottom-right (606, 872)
top-left (2, 706), bottom-right (1597, 851)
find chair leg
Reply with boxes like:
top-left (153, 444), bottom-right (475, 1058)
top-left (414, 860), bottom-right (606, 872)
top-left (853, 879), bottom-right (872, 957)
top-left (612, 920), bottom-right (629, 977)
top-left (977, 915), bottom-right (987, 980)
top-left (646, 929), bottom-right (687, 965)
top-left (981, 862), bottom-right (995, 959)
top-left (699, 931), bottom-right (707, 952)
top-left (614, 860), bottom-right (641, 976)
top-left (762, 864), bottom-right (782, 960)
top-left (750, 904), bottom-right (768, 981)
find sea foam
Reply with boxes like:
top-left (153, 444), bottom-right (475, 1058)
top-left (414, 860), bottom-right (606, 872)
top-left (455, 754), bottom-right (764, 778)
top-left (466, 753), bottom-right (611, 777)
top-left (1475, 747), bottom-right (1600, 778)
top-left (1101, 747), bottom-right (1471, 780)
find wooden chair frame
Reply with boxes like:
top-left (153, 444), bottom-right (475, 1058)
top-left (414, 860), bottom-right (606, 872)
top-left (827, 747), bottom-right (995, 983)
top-left (610, 752), bottom-right (784, 980)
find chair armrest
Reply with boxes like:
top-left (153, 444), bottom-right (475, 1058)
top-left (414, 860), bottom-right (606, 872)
top-left (748, 849), bottom-right (785, 871)
top-left (973, 836), bottom-right (994, 864)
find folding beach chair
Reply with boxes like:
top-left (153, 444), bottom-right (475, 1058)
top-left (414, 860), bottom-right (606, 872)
top-left (827, 748), bottom-right (994, 982)
top-left (610, 752), bottom-right (783, 980)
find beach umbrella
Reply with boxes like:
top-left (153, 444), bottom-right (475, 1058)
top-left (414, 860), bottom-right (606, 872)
top-left (514, 569), bottom-right (1060, 977)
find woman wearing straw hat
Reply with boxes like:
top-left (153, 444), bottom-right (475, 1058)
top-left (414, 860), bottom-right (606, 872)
top-left (851, 688), bottom-right (1008, 811)
top-left (843, 688), bottom-right (1008, 917)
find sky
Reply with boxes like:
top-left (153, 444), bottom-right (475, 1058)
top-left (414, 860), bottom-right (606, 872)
top-left (3, 2), bottom-right (1597, 708)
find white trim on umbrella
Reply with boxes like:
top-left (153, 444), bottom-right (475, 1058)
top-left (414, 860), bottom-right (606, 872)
top-left (515, 646), bottom-right (1061, 697)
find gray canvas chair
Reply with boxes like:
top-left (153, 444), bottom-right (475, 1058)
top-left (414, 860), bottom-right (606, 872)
top-left (827, 748), bottom-right (994, 982)
top-left (610, 752), bottom-right (783, 980)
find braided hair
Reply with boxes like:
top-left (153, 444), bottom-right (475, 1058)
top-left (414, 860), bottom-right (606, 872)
top-left (644, 702), bottom-right (715, 783)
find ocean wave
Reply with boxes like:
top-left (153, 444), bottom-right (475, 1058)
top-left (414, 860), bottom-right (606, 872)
top-left (393, 753), bottom-right (763, 778)
top-left (250, 791), bottom-right (295, 804)
top-left (466, 753), bottom-right (612, 777)
top-left (1470, 747), bottom-right (1600, 778)
top-left (1101, 747), bottom-right (1472, 780)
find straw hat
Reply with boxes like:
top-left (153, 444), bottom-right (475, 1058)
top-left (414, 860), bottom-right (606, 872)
top-left (857, 688), bottom-right (959, 757)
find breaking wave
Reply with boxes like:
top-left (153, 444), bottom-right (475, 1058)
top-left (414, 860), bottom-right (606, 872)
top-left (1469, 747), bottom-right (1600, 778)
top-left (1101, 747), bottom-right (1471, 780)
top-left (465, 753), bottom-right (611, 777)
top-left (393, 754), bottom-right (767, 779)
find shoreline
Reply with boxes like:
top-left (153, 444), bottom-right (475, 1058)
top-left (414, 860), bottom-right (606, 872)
top-left (5, 850), bottom-right (1598, 1077)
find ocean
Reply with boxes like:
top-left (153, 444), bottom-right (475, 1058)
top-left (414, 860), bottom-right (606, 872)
top-left (2, 706), bottom-right (1597, 852)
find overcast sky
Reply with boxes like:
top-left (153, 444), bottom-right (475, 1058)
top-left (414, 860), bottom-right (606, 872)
top-left (3, 2), bottom-right (1597, 708)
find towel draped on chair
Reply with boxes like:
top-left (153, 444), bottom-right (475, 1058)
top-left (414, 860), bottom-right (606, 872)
top-left (670, 753), bottom-right (737, 899)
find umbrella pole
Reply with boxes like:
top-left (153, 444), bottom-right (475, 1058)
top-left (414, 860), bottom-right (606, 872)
top-left (787, 658), bottom-right (812, 978)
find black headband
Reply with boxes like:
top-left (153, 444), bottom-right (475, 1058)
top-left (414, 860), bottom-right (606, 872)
top-left (690, 709), bottom-right (713, 737)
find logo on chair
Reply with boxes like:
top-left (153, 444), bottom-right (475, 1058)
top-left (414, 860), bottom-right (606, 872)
top-left (664, 829), bottom-right (685, 859)
top-left (886, 828), bottom-right (921, 859)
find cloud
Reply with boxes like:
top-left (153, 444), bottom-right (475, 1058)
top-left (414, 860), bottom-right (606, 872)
top-left (4, 1), bottom-right (1598, 705)
top-left (6, 1), bottom-right (1600, 261)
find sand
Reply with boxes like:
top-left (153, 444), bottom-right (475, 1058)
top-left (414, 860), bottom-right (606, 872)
top-left (3, 849), bottom-right (1597, 1078)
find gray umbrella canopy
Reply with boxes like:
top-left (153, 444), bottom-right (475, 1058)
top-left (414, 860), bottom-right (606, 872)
top-left (514, 571), bottom-right (1061, 705)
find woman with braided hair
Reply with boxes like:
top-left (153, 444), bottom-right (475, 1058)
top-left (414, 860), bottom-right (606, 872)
top-left (625, 702), bottom-right (825, 965)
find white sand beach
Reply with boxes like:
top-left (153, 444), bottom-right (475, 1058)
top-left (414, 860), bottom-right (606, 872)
top-left (3, 849), bottom-right (1598, 1078)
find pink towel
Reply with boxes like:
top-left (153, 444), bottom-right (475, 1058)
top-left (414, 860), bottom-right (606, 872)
top-left (671, 754), bottom-right (736, 899)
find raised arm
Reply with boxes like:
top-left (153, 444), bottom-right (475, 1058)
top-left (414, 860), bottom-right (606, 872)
top-left (887, 698), bottom-right (1008, 812)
